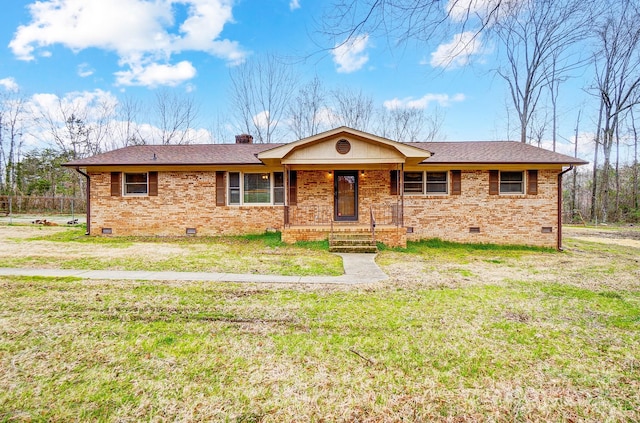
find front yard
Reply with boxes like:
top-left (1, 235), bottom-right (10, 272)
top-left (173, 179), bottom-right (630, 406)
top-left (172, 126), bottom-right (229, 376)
top-left (0, 223), bottom-right (639, 421)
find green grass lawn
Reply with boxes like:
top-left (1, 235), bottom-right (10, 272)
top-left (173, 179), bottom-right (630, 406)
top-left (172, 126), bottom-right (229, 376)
top-left (0, 226), bottom-right (342, 276)
top-left (1, 225), bottom-right (639, 421)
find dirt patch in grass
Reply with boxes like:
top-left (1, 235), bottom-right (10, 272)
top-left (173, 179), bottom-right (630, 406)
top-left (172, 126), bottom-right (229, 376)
top-left (0, 225), bottom-right (343, 276)
top-left (564, 225), bottom-right (640, 248)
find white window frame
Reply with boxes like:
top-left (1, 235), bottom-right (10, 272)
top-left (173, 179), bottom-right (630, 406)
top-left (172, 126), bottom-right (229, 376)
top-left (227, 171), bottom-right (284, 206)
top-left (403, 171), bottom-right (424, 195)
top-left (123, 172), bottom-right (148, 196)
top-left (425, 171), bottom-right (448, 195)
top-left (403, 171), bottom-right (449, 195)
top-left (499, 171), bottom-right (525, 194)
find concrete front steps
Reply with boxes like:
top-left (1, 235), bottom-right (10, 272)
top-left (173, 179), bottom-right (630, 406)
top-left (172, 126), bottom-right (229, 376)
top-left (329, 232), bottom-right (377, 253)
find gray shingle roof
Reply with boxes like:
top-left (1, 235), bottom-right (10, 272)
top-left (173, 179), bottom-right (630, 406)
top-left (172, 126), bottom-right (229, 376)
top-left (63, 144), bottom-right (284, 167)
top-left (63, 140), bottom-right (587, 167)
top-left (410, 141), bottom-right (587, 165)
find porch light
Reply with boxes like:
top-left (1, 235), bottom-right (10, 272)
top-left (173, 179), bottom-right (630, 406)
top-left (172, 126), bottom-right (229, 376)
top-left (361, 170), bottom-right (365, 175)
top-left (328, 171), bottom-right (332, 175)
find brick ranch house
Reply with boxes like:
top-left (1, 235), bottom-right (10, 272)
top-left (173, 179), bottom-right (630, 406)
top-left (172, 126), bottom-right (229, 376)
top-left (64, 126), bottom-right (587, 249)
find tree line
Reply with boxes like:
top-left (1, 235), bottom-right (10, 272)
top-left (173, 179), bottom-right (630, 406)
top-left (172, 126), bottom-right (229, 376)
top-left (2, 0), bottom-right (640, 223)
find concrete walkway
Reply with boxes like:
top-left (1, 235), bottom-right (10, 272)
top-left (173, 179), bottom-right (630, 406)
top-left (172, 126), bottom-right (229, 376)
top-left (0, 253), bottom-right (387, 285)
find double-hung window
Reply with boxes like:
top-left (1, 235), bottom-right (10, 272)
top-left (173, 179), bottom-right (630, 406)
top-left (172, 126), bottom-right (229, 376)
top-left (124, 173), bottom-right (148, 195)
top-left (500, 171), bottom-right (524, 194)
top-left (403, 171), bottom-right (448, 195)
top-left (426, 172), bottom-right (448, 194)
top-left (228, 171), bottom-right (284, 205)
top-left (404, 172), bottom-right (424, 194)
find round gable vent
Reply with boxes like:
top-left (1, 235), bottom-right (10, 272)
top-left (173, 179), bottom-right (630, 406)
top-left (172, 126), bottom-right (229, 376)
top-left (336, 139), bottom-right (351, 154)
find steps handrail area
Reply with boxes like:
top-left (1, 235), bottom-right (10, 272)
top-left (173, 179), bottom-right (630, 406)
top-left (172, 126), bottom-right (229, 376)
top-left (370, 206), bottom-right (376, 245)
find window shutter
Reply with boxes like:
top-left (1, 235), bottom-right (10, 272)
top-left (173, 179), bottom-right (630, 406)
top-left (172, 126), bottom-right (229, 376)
top-left (390, 170), bottom-right (399, 195)
top-left (527, 170), bottom-right (538, 195)
top-left (489, 170), bottom-right (499, 195)
top-left (288, 171), bottom-right (297, 206)
top-left (216, 171), bottom-right (226, 206)
top-left (148, 172), bottom-right (158, 196)
top-left (110, 172), bottom-right (121, 196)
top-left (451, 170), bottom-right (461, 195)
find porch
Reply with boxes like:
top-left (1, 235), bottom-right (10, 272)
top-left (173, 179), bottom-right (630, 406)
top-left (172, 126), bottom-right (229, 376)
top-left (281, 204), bottom-right (408, 248)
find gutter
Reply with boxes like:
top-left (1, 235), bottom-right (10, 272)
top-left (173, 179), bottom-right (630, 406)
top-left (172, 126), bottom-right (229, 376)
top-left (557, 165), bottom-right (574, 251)
top-left (74, 167), bottom-right (91, 235)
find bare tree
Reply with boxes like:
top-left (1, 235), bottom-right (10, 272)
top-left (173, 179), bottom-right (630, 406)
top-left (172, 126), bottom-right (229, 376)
top-left (0, 92), bottom-right (28, 193)
top-left (377, 106), bottom-right (422, 142)
top-left (153, 89), bottom-right (199, 145)
top-left (495, 0), bottom-right (591, 144)
top-left (288, 76), bottom-right (328, 139)
top-left (229, 53), bottom-right (298, 143)
top-left (591, 0), bottom-right (640, 222)
top-left (330, 87), bottom-right (374, 131)
top-left (113, 95), bottom-right (146, 148)
top-left (321, 0), bottom-right (505, 50)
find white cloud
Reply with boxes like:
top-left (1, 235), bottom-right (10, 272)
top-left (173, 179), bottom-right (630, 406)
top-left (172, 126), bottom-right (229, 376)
top-left (289, 0), bottom-right (301, 11)
top-left (77, 63), bottom-right (94, 78)
top-left (0, 77), bottom-right (19, 92)
top-left (9, 0), bottom-right (246, 87)
top-left (331, 34), bottom-right (370, 74)
top-left (30, 89), bottom-right (119, 123)
top-left (384, 93), bottom-right (465, 110)
top-left (115, 61), bottom-right (197, 87)
top-left (430, 31), bottom-right (484, 69)
top-left (253, 110), bottom-right (271, 129)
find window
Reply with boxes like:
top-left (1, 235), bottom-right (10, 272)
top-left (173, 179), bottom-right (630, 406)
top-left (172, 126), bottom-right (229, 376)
top-left (244, 173), bottom-right (271, 203)
top-left (404, 172), bottom-right (424, 194)
top-left (500, 171), bottom-right (524, 194)
top-left (403, 171), bottom-right (449, 194)
top-left (228, 172), bottom-right (283, 205)
top-left (426, 172), bottom-right (448, 194)
top-left (274, 172), bottom-right (284, 205)
top-left (228, 172), bottom-right (240, 204)
top-left (124, 173), bottom-right (148, 195)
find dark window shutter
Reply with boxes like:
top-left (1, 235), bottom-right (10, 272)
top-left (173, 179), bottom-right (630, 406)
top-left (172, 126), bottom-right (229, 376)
top-left (110, 172), bottom-right (121, 196)
top-left (451, 170), bottom-right (461, 195)
top-left (527, 170), bottom-right (538, 195)
top-left (390, 170), bottom-right (399, 195)
top-left (148, 172), bottom-right (158, 196)
top-left (489, 170), bottom-right (499, 195)
top-left (289, 171), bottom-right (297, 206)
top-left (216, 171), bottom-right (226, 206)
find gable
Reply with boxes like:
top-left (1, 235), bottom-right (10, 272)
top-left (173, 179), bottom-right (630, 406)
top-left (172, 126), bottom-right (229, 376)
top-left (258, 126), bottom-right (431, 166)
top-left (283, 135), bottom-right (405, 164)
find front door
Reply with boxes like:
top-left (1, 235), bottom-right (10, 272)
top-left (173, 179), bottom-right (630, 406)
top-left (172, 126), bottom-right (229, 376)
top-left (334, 170), bottom-right (358, 221)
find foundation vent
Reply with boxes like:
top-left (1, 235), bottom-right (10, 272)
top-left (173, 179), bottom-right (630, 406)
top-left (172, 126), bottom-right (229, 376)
top-left (541, 227), bottom-right (553, 233)
top-left (469, 227), bottom-right (481, 233)
top-left (101, 228), bottom-right (113, 234)
top-left (186, 228), bottom-right (197, 235)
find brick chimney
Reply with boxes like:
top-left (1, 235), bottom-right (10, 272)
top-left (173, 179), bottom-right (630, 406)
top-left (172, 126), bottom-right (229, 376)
top-left (235, 134), bottom-right (253, 144)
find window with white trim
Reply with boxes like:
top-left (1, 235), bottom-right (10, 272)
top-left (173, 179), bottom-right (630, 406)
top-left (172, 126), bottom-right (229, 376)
top-left (274, 172), bottom-right (284, 205)
top-left (124, 173), bottom-right (148, 195)
top-left (228, 171), bottom-right (284, 205)
top-left (228, 172), bottom-right (241, 204)
top-left (403, 171), bottom-right (448, 194)
top-left (426, 172), bottom-right (448, 194)
top-left (404, 172), bottom-right (424, 194)
top-left (500, 171), bottom-right (524, 194)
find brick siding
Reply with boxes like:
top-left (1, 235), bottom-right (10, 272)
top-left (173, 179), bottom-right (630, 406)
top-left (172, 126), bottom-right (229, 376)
top-left (89, 168), bottom-right (559, 248)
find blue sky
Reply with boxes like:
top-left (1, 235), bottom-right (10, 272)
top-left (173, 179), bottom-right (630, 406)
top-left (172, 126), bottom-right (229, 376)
top-left (0, 0), bottom-right (597, 160)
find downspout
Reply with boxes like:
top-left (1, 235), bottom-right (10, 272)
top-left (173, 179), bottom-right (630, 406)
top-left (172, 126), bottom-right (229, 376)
top-left (557, 165), bottom-right (574, 251)
top-left (74, 167), bottom-right (90, 235)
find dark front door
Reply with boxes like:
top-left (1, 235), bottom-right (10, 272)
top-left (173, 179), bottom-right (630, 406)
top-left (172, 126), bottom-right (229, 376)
top-left (334, 170), bottom-right (358, 221)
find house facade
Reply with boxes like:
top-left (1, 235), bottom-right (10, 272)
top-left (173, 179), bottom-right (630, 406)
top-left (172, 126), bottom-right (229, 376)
top-left (64, 127), bottom-right (587, 249)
